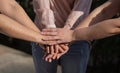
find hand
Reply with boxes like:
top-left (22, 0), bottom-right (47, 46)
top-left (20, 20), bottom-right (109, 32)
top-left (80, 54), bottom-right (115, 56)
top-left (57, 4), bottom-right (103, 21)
top-left (41, 28), bottom-right (75, 44)
top-left (39, 34), bottom-right (59, 45)
top-left (44, 44), bottom-right (69, 62)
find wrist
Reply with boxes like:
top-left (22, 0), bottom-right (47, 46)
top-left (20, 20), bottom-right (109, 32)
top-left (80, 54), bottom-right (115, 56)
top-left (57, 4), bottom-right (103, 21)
top-left (70, 30), bottom-right (76, 42)
top-left (40, 9), bottom-right (56, 28)
top-left (72, 29), bottom-right (79, 41)
top-left (35, 34), bottom-right (44, 44)
top-left (64, 24), bottom-right (72, 30)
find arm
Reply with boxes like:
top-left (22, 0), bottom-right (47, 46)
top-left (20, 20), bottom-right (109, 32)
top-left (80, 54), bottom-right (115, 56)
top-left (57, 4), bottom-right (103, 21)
top-left (0, 14), bottom-right (45, 44)
top-left (0, 0), bottom-right (40, 32)
top-left (33, 0), bottom-right (56, 28)
top-left (40, 0), bottom-right (120, 43)
top-left (73, 18), bottom-right (120, 41)
top-left (33, 0), bottom-right (69, 61)
top-left (64, 0), bottom-right (92, 29)
top-left (73, 0), bottom-right (120, 41)
top-left (76, 0), bottom-right (120, 29)
top-left (41, 18), bottom-right (120, 43)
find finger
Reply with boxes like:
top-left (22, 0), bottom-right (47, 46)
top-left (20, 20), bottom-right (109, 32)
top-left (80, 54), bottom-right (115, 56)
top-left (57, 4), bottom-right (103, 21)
top-left (50, 45), bottom-right (54, 54)
top-left (48, 58), bottom-right (52, 62)
top-left (42, 40), bottom-right (57, 45)
top-left (55, 45), bottom-right (59, 53)
top-left (59, 45), bottom-right (69, 56)
top-left (46, 41), bottom-right (57, 45)
top-left (45, 54), bottom-right (53, 62)
top-left (60, 44), bottom-right (69, 51)
top-left (57, 54), bottom-right (62, 59)
top-left (50, 45), bottom-right (58, 59)
top-left (57, 45), bottom-right (64, 53)
top-left (42, 28), bottom-right (57, 32)
top-left (60, 45), bottom-right (69, 54)
top-left (42, 36), bottom-right (59, 41)
top-left (56, 40), bottom-right (63, 44)
top-left (46, 46), bottom-right (50, 54)
top-left (52, 53), bottom-right (58, 60)
top-left (41, 31), bottom-right (58, 36)
top-left (48, 41), bottom-right (58, 45)
top-left (65, 43), bottom-right (69, 46)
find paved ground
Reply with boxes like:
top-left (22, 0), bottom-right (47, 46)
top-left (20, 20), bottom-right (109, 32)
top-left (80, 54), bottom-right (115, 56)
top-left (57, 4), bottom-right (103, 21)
top-left (0, 44), bottom-right (61, 73)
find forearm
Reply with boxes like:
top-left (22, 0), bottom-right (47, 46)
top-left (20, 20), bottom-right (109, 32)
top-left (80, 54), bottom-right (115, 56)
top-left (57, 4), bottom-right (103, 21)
top-left (40, 9), bottom-right (56, 28)
top-left (34, 0), bottom-right (56, 28)
top-left (76, 0), bottom-right (120, 29)
top-left (64, 11), bottom-right (84, 29)
top-left (73, 18), bottom-right (120, 41)
top-left (0, 0), bottom-right (40, 32)
top-left (64, 0), bottom-right (92, 29)
top-left (0, 14), bottom-right (43, 44)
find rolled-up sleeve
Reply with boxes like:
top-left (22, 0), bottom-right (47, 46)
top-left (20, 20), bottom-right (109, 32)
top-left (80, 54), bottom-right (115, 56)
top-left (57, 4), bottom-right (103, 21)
top-left (33, 0), bottom-right (56, 28)
top-left (64, 0), bottom-right (92, 29)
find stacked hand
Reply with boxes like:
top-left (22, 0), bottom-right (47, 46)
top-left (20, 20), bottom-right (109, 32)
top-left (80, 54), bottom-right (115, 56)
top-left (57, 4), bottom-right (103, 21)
top-left (43, 44), bottom-right (69, 62)
top-left (41, 28), bottom-right (75, 44)
top-left (39, 28), bottom-right (74, 62)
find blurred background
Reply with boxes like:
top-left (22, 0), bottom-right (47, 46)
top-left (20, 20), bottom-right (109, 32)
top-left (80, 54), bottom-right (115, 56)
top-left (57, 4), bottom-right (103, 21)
top-left (0, 0), bottom-right (120, 73)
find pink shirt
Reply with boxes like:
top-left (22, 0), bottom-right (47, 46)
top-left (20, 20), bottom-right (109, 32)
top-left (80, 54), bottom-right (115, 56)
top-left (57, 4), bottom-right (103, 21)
top-left (33, 0), bottom-right (92, 29)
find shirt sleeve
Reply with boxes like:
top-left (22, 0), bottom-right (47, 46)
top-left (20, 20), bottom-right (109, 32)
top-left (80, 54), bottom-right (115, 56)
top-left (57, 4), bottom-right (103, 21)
top-left (64, 0), bottom-right (92, 29)
top-left (33, 0), bottom-right (56, 28)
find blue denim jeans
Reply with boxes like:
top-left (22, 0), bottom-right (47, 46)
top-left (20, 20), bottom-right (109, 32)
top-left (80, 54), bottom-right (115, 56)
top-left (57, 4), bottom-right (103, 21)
top-left (32, 41), bottom-right (90, 73)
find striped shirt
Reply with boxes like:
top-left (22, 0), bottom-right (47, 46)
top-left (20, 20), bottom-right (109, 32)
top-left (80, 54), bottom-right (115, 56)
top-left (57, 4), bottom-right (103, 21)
top-left (33, 0), bottom-right (92, 29)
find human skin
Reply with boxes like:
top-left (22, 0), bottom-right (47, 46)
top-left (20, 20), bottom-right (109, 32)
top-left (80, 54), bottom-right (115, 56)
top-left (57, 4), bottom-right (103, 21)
top-left (34, 0), bottom-right (70, 62)
top-left (0, 14), bottom-right (46, 44)
top-left (71, 0), bottom-right (120, 41)
top-left (63, 0), bottom-right (92, 29)
top-left (41, 0), bottom-right (120, 43)
top-left (0, 20), bottom-right (67, 62)
top-left (0, 0), bottom-right (49, 44)
top-left (37, 0), bottom-right (92, 61)
top-left (0, 0), bottom-right (68, 59)
top-left (0, 0), bottom-right (40, 32)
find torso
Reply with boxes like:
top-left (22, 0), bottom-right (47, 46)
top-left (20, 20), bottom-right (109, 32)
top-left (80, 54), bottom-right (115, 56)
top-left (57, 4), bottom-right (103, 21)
top-left (33, 0), bottom-right (92, 28)
top-left (49, 0), bottom-right (75, 27)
